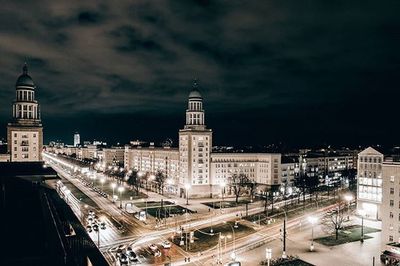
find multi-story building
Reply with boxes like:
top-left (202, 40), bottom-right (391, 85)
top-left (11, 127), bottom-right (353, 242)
top-left (210, 153), bottom-right (281, 187)
top-left (101, 147), bottom-right (125, 167)
top-left (178, 90), bottom-right (213, 197)
top-left (124, 88), bottom-right (282, 198)
top-left (357, 147), bottom-right (384, 220)
top-left (381, 160), bottom-right (400, 249)
top-left (124, 146), bottom-right (180, 193)
top-left (74, 132), bottom-right (80, 147)
top-left (7, 64), bottom-right (43, 162)
top-left (303, 152), bottom-right (356, 184)
top-left (280, 156), bottom-right (300, 185)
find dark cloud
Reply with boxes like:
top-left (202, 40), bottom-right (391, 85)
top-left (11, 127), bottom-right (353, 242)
top-left (0, 0), bottom-right (399, 147)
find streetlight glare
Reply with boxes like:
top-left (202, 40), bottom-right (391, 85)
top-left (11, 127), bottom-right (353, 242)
top-left (344, 194), bottom-right (353, 202)
top-left (111, 183), bottom-right (117, 189)
top-left (308, 216), bottom-right (318, 224)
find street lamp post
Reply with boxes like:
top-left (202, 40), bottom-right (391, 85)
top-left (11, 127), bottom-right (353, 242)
top-left (142, 198), bottom-right (148, 219)
top-left (185, 183), bottom-right (191, 205)
top-left (358, 209), bottom-right (366, 243)
top-left (265, 248), bottom-right (272, 266)
top-left (223, 221), bottom-right (236, 261)
top-left (100, 178), bottom-right (105, 190)
top-left (118, 186), bottom-right (124, 208)
top-left (220, 181), bottom-right (226, 210)
top-left (111, 183), bottom-right (117, 202)
top-left (344, 194), bottom-right (353, 219)
top-left (308, 216), bottom-right (318, 251)
top-left (277, 206), bottom-right (287, 258)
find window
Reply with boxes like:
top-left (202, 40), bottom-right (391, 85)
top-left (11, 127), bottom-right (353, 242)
top-left (391, 176), bottom-right (395, 183)
top-left (390, 212), bottom-right (394, 218)
top-left (390, 200), bottom-right (394, 207)
top-left (389, 235), bottom-right (394, 242)
top-left (390, 188), bottom-right (395, 195)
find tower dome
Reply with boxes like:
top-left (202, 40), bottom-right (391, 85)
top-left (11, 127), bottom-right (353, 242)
top-left (189, 90), bottom-right (202, 99)
top-left (15, 63), bottom-right (35, 87)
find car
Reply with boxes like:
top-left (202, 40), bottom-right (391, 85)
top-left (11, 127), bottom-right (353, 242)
top-left (154, 250), bottom-right (161, 257)
top-left (93, 224), bottom-right (99, 232)
top-left (149, 244), bottom-right (157, 251)
top-left (86, 225), bottom-right (92, 232)
top-left (161, 241), bottom-right (171, 249)
top-left (127, 251), bottom-right (138, 262)
top-left (119, 253), bottom-right (129, 265)
top-left (89, 210), bottom-right (95, 216)
top-left (100, 222), bottom-right (106, 230)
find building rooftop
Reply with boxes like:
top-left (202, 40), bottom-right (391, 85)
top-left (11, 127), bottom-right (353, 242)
top-left (0, 162), bottom-right (108, 266)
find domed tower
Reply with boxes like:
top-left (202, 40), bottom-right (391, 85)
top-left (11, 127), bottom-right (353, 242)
top-left (7, 63), bottom-right (43, 162)
top-left (185, 90), bottom-right (205, 130)
top-left (179, 81), bottom-right (213, 198)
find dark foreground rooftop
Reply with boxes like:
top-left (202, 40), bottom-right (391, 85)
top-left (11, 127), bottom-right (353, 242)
top-left (0, 162), bottom-right (108, 266)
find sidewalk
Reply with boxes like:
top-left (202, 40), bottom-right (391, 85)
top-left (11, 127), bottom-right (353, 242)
top-left (242, 215), bottom-right (383, 266)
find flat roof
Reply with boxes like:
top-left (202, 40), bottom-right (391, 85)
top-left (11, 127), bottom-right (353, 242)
top-left (0, 161), bottom-right (59, 181)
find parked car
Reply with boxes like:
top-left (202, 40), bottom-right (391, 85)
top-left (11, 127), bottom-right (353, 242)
top-left (161, 241), bottom-right (171, 249)
top-left (86, 225), bottom-right (92, 233)
top-left (149, 244), bottom-right (157, 251)
top-left (127, 251), bottom-right (138, 262)
top-left (119, 253), bottom-right (129, 265)
top-left (154, 250), bottom-right (161, 257)
top-left (100, 222), bottom-right (106, 230)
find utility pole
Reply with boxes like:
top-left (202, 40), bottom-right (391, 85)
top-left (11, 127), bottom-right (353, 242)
top-left (282, 214), bottom-right (287, 258)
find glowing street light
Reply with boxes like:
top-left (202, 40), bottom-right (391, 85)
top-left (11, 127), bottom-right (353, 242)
top-left (358, 209), bottom-right (366, 243)
top-left (344, 194), bottom-right (353, 214)
top-left (118, 186), bottom-right (125, 208)
top-left (100, 178), bottom-right (106, 190)
top-left (185, 183), bottom-right (191, 205)
top-left (111, 183), bottom-right (117, 202)
top-left (265, 248), bottom-right (272, 266)
top-left (307, 216), bottom-right (318, 251)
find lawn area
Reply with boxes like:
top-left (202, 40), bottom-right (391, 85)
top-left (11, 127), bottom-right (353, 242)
top-left (60, 177), bottom-right (99, 208)
top-left (315, 225), bottom-right (381, 246)
top-left (244, 197), bottom-right (338, 226)
top-left (146, 205), bottom-right (195, 218)
top-left (171, 221), bottom-right (255, 252)
top-left (261, 257), bottom-right (314, 266)
top-left (134, 200), bottom-right (176, 208)
top-left (202, 199), bottom-right (251, 209)
top-left (94, 181), bottom-right (147, 201)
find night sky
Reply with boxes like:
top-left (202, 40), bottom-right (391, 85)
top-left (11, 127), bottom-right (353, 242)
top-left (0, 1), bottom-right (399, 147)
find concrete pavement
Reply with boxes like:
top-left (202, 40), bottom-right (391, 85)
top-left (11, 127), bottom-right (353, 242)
top-left (241, 216), bottom-right (383, 266)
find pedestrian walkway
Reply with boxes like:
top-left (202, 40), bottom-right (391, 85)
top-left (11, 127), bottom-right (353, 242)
top-left (242, 215), bottom-right (383, 266)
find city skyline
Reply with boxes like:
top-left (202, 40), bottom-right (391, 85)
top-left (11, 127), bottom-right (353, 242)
top-left (0, 1), bottom-right (399, 146)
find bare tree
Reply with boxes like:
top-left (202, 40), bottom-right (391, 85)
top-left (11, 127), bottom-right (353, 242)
top-left (155, 171), bottom-right (167, 195)
top-left (248, 180), bottom-right (258, 202)
top-left (321, 202), bottom-right (350, 239)
top-left (127, 170), bottom-right (140, 195)
top-left (228, 173), bottom-right (250, 203)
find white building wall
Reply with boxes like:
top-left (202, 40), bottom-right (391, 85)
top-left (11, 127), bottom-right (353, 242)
top-left (381, 162), bottom-right (400, 248)
top-left (357, 147), bottom-right (384, 220)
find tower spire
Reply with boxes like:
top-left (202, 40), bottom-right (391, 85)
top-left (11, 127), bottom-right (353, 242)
top-left (192, 78), bottom-right (199, 89)
top-left (23, 62), bottom-right (28, 75)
